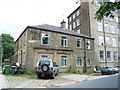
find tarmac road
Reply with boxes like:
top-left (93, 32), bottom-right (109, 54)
top-left (59, 74), bottom-right (119, 88)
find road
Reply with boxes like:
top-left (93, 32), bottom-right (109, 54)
top-left (59, 74), bottom-right (119, 88)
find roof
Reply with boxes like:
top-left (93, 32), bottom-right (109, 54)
top-left (28, 24), bottom-right (93, 39)
top-left (67, 6), bottom-right (80, 18)
top-left (15, 24), bottom-right (94, 43)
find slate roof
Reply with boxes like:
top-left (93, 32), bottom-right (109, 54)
top-left (28, 24), bottom-right (93, 39)
top-left (15, 24), bottom-right (94, 43)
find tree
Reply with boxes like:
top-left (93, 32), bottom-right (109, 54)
top-left (0, 34), bottom-right (15, 62)
top-left (95, 1), bottom-right (120, 21)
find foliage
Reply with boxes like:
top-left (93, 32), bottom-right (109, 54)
top-left (95, 1), bottom-right (120, 21)
top-left (0, 34), bottom-right (15, 62)
top-left (65, 66), bottom-right (94, 75)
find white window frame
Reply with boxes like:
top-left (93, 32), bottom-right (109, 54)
top-left (73, 21), bottom-right (76, 28)
top-left (113, 51), bottom-right (118, 62)
top-left (109, 17), bottom-right (114, 21)
top-left (61, 36), bottom-right (68, 47)
top-left (104, 23), bottom-right (109, 32)
top-left (111, 25), bottom-right (115, 33)
top-left (98, 36), bottom-right (104, 46)
top-left (41, 33), bottom-right (50, 45)
top-left (112, 38), bottom-right (117, 47)
top-left (107, 51), bottom-right (111, 62)
top-left (77, 19), bottom-right (80, 26)
top-left (86, 40), bottom-right (91, 49)
top-left (76, 39), bottom-right (82, 48)
top-left (76, 57), bottom-right (82, 67)
top-left (86, 58), bottom-right (91, 67)
top-left (106, 37), bottom-right (110, 46)
top-left (97, 22), bottom-right (103, 31)
top-left (69, 24), bottom-right (72, 30)
top-left (99, 50), bottom-right (104, 62)
top-left (69, 17), bottom-right (72, 22)
top-left (77, 29), bottom-right (80, 34)
top-left (73, 13), bottom-right (76, 19)
top-left (76, 10), bottom-right (80, 16)
top-left (61, 56), bottom-right (67, 67)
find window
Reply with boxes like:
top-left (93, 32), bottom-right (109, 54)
top-left (77, 29), bottom-right (80, 34)
top-left (86, 40), bottom-right (91, 49)
top-left (111, 25), bottom-right (115, 33)
top-left (107, 51), bottom-right (111, 62)
top-left (77, 19), bottom-right (80, 26)
top-left (73, 21), bottom-right (76, 28)
top-left (69, 24), bottom-right (72, 30)
top-left (116, 17), bottom-right (118, 23)
top-left (96, 0), bottom-right (101, 6)
top-left (69, 17), bottom-right (72, 22)
top-left (100, 51), bottom-right (104, 62)
top-left (76, 57), bottom-right (82, 67)
top-left (41, 33), bottom-right (50, 45)
top-left (97, 22), bottom-right (103, 31)
top-left (113, 51), bottom-right (118, 62)
top-left (76, 39), bottom-right (81, 48)
top-left (110, 17), bottom-right (114, 21)
top-left (87, 58), bottom-right (91, 66)
top-left (41, 55), bottom-right (48, 60)
top-left (104, 23), bottom-right (109, 32)
top-left (99, 36), bottom-right (104, 46)
top-left (112, 38), bottom-right (117, 47)
top-left (76, 10), bottom-right (80, 16)
top-left (61, 37), bottom-right (68, 47)
top-left (104, 16), bottom-right (108, 20)
top-left (61, 56), bottom-right (67, 67)
top-left (73, 13), bottom-right (76, 19)
top-left (106, 37), bottom-right (110, 46)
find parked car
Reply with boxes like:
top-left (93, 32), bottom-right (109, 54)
top-left (36, 59), bottom-right (59, 79)
top-left (101, 66), bottom-right (115, 75)
top-left (114, 67), bottom-right (119, 73)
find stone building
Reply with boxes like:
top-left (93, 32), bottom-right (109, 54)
top-left (67, 1), bottom-right (119, 68)
top-left (14, 22), bottom-right (95, 72)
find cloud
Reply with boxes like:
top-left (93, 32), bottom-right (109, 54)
top-left (0, 0), bottom-right (79, 41)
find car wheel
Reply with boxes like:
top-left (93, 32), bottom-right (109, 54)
top-left (41, 64), bottom-right (49, 72)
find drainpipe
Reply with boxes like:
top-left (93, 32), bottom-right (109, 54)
top-left (20, 50), bottom-right (22, 67)
top-left (83, 38), bottom-right (87, 72)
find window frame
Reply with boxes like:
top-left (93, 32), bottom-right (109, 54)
top-left (86, 40), bottom-right (91, 49)
top-left (76, 39), bottom-right (82, 48)
top-left (98, 36), bottom-right (104, 46)
top-left (61, 36), bottom-right (68, 47)
top-left (76, 57), bottom-right (83, 67)
top-left (86, 58), bottom-right (91, 67)
top-left (61, 56), bottom-right (67, 67)
top-left (99, 50), bottom-right (104, 62)
top-left (113, 51), bottom-right (118, 62)
top-left (41, 33), bottom-right (50, 45)
top-left (107, 51), bottom-right (111, 62)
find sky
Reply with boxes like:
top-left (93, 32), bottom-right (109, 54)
top-left (0, 0), bottom-right (80, 41)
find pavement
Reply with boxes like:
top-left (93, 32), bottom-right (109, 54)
top-left (0, 68), bottom-right (118, 88)
top-left (0, 68), bottom-right (8, 89)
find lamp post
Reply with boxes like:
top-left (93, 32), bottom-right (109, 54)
top-left (102, 19), bottom-right (107, 66)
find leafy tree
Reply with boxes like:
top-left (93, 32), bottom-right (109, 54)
top-left (0, 34), bottom-right (15, 62)
top-left (95, 1), bottom-right (120, 21)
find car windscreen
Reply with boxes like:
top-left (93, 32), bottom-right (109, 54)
top-left (39, 61), bottom-right (50, 67)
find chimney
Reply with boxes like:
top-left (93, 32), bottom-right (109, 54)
top-left (60, 19), bottom-right (66, 29)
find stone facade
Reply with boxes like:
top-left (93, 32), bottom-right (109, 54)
top-left (67, 1), bottom-right (119, 68)
top-left (14, 24), bottom-right (95, 72)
